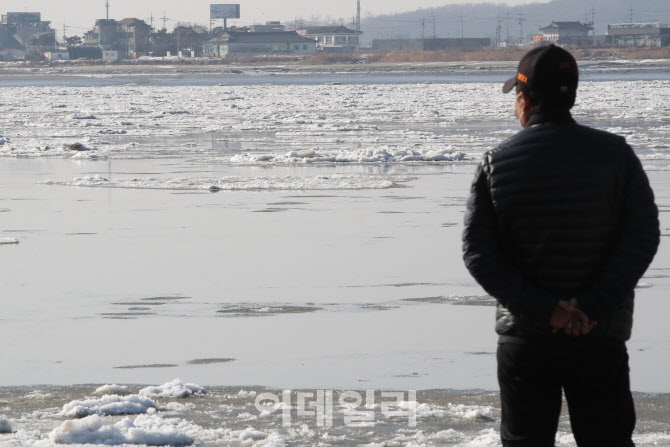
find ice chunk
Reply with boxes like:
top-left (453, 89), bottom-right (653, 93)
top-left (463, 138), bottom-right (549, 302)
top-left (230, 147), bottom-right (465, 165)
top-left (139, 379), bottom-right (207, 398)
top-left (239, 427), bottom-right (268, 441)
top-left (61, 394), bottom-right (157, 418)
top-left (49, 414), bottom-right (193, 446)
top-left (0, 238), bottom-right (19, 245)
top-left (94, 384), bottom-right (132, 395)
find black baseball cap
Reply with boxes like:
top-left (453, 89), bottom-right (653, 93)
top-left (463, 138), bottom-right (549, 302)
top-left (503, 44), bottom-right (579, 96)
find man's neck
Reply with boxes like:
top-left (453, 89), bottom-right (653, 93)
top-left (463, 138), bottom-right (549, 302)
top-left (526, 109), bottom-right (575, 127)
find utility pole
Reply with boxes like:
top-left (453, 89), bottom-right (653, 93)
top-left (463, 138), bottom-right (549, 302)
top-left (176, 21), bottom-right (180, 56)
top-left (105, 0), bottom-right (110, 20)
top-left (149, 12), bottom-right (154, 31)
top-left (589, 7), bottom-right (596, 45)
top-left (356, 0), bottom-right (361, 32)
top-left (431, 10), bottom-right (437, 39)
top-left (628, 6), bottom-right (633, 23)
top-left (420, 16), bottom-right (426, 42)
top-left (496, 14), bottom-right (503, 47)
top-left (161, 12), bottom-right (170, 31)
top-left (459, 13), bottom-right (465, 39)
top-left (518, 9), bottom-right (526, 45)
top-left (506, 9), bottom-right (511, 47)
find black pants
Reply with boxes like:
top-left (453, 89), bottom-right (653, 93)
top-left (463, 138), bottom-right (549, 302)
top-left (497, 337), bottom-right (635, 447)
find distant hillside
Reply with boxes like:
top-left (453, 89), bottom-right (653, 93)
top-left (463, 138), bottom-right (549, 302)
top-left (360, 0), bottom-right (670, 46)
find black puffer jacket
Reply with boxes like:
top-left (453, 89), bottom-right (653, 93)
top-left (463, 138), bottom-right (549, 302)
top-left (462, 110), bottom-right (660, 341)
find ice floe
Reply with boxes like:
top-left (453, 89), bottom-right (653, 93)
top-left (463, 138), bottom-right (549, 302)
top-left (94, 384), bottom-right (132, 395)
top-left (229, 147), bottom-right (465, 164)
top-left (0, 238), bottom-right (19, 245)
top-left (48, 414), bottom-right (193, 446)
top-left (2, 80), bottom-right (667, 162)
top-left (42, 174), bottom-right (415, 191)
top-left (139, 379), bottom-right (207, 398)
top-left (60, 394), bottom-right (157, 418)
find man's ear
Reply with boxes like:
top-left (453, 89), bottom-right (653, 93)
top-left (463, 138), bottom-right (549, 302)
top-left (520, 92), bottom-right (533, 114)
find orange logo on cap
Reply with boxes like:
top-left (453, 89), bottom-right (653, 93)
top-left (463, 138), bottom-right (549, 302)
top-left (517, 73), bottom-right (528, 83)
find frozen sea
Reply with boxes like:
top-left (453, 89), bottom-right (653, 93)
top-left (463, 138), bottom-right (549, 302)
top-left (1, 63), bottom-right (670, 446)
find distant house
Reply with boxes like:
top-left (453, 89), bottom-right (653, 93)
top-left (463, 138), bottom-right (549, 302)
top-left (608, 23), bottom-right (670, 48)
top-left (84, 18), bottom-right (150, 58)
top-left (1, 12), bottom-right (55, 47)
top-left (296, 25), bottom-right (362, 52)
top-left (84, 19), bottom-right (120, 49)
top-left (372, 37), bottom-right (491, 52)
top-left (535, 21), bottom-right (593, 46)
top-left (0, 11), bottom-right (56, 58)
top-left (204, 31), bottom-right (317, 58)
top-left (118, 18), bottom-right (151, 58)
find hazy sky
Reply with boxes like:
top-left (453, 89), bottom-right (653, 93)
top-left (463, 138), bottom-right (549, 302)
top-left (3, 0), bottom-right (548, 37)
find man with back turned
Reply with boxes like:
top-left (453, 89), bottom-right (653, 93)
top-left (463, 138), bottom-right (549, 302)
top-left (462, 44), bottom-right (660, 446)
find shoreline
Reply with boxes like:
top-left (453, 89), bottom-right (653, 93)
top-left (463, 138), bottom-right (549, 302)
top-left (1, 57), bottom-right (670, 76)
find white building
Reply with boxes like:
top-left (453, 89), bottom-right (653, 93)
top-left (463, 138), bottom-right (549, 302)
top-left (296, 25), bottom-right (362, 52)
top-left (102, 50), bottom-right (119, 61)
top-left (204, 31), bottom-right (317, 58)
top-left (45, 50), bottom-right (69, 60)
top-left (536, 21), bottom-right (593, 46)
top-left (608, 23), bottom-right (670, 48)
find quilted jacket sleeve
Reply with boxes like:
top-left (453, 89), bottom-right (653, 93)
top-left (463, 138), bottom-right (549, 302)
top-left (574, 142), bottom-right (660, 322)
top-left (462, 156), bottom-right (561, 326)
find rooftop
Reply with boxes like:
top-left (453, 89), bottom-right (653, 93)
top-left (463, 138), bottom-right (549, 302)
top-left (298, 25), bottom-right (361, 35)
top-left (540, 21), bottom-right (592, 31)
top-left (209, 31), bottom-right (317, 44)
top-left (118, 18), bottom-right (150, 28)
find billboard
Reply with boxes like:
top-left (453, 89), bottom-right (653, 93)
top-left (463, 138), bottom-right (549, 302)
top-left (210, 4), bottom-right (241, 20)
